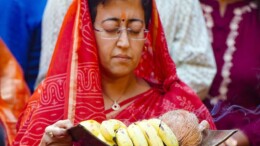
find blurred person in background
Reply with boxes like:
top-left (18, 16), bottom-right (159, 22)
top-left (0, 0), bottom-right (46, 144)
top-left (156, 0), bottom-right (216, 100)
top-left (0, 39), bottom-right (30, 145)
top-left (0, 0), bottom-right (47, 93)
top-left (0, 123), bottom-right (5, 146)
top-left (200, 0), bottom-right (260, 145)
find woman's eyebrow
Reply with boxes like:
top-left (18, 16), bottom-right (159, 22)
top-left (101, 18), bottom-right (144, 24)
top-left (101, 17), bottom-right (120, 24)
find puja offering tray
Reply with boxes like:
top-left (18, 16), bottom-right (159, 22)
top-left (68, 124), bottom-right (237, 146)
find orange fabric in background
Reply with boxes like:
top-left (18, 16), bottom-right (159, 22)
top-left (0, 39), bottom-right (30, 145)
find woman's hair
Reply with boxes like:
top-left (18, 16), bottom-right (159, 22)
top-left (88, 0), bottom-right (152, 28)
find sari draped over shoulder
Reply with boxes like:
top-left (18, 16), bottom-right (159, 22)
top-left (13, 0), bottom-right (215, 145)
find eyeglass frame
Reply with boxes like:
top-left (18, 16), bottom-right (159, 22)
top-left (93, 26), bottom-right (149, 41)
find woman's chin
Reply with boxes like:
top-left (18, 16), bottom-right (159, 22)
top-left (104, 68), bottom-right (134, 78)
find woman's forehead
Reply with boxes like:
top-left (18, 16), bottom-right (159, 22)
top-left (96, 0), bottom-right (144, 21)
top-left (103, 0), bottom-right (142, 6)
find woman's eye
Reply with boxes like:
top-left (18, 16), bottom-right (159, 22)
top-left (104, 28), bottom-right (119, 33)
top-left (129, 29), bottom-right (141, 34)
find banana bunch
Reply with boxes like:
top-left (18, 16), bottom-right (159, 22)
top-left (80, 119), bottom-right (116, 146)
top-left (79, 118), bottom-right (179, 146)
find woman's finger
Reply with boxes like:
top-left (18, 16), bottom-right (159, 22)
top-left (225, 137), bottom-right (238, 146)
top-left (40, 120), bottom-right (74, 146)
top-left (45, 120), bottom-right (73, 137)
top-left (53, 119), bottom-right (73, 129)
top-left (45, 125), bottom-right (67, 137)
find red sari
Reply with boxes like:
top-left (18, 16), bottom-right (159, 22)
top-left (13, 0), bottom-right (215, 145)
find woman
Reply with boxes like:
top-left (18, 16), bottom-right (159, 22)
top-left (36, 0), bottom-right (217, 101)
top-left (13, 0), bottom-right (215, 145)
top-left (200, 0), bottom-right (260, 145)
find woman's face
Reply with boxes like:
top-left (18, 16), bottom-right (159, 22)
top-left (94, 0), bottom-right (146, 78)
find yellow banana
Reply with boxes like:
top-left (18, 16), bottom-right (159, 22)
top-left (79, 120), bottom-right (117, 146)
top-left (80, 118), bottom-right (178, 146)
top-left (137, 120), bottom-right (164, 146)
top-left (148, 118), bottom-right (179, 146)
top-left (115, 128), bottom-right (133, 146)
top-left (127, 123), bottom-right (148, 146)
top-left (97, 133), bottom-right (117, 146)
top-left (147, 118), bottom-right (161, 132)
top-left (100, 119), bottom-right (127, 142)
top-left (80, 119), bottom-right (101, 136)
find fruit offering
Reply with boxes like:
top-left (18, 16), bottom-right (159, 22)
top-left (79, 118), bottom-right (179, 146)
top-left (78, 109), bottom-right (210, 146)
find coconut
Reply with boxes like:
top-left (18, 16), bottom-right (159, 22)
top-left (160, 109), bottom-right (209, 146)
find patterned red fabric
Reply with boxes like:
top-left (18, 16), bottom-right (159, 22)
top-left (13, 0), bottom-right (215, 145)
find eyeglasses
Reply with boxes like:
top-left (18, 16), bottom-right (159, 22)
top-left (94, 27), bottom-right (149, 40)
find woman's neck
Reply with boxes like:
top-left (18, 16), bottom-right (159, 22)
top-left (101, 73), bottom-right (138, 101)
top-left (101, 73), bottom-right (151, 109)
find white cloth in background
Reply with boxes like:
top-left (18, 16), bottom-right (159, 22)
top-left (35, 0), bottom-right (72, 88)
top-left (156, 0), bottom-right (216, 99)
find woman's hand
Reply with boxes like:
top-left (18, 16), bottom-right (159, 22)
top-left (39, 119), bottom-right (73, 146)
top-left (220, 130), bottom-right (250, 146)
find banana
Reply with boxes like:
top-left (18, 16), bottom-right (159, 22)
top-left (147, 118), bottom-right (161, 132)
top-left (148, 119), bottom-right (179, 146)
top-left (97, 133), bottom-right (117, 146)
top-left (136, 120), bottom-right (164, 146)
top-left (127, 123), bottom-right (148, 146)
top-left (100, 119), bottom-right (127, 142)
top-left (80, 118), bottom-right (178, 146)
top-left (80, 119), bottom-right (101, 136)
top-left (115, 128), bottom-right (133, 146)
top-left (79, 120), bottom-right (117, 146)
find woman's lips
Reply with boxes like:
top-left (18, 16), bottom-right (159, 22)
top-left (113, 54), bottom-right (131, 60)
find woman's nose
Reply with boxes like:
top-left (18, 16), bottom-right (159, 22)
top-left (116, 30), bottom-right (130, 49)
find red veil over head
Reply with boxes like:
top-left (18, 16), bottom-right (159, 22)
top-left (13, 0), bottom-right (215, 145)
